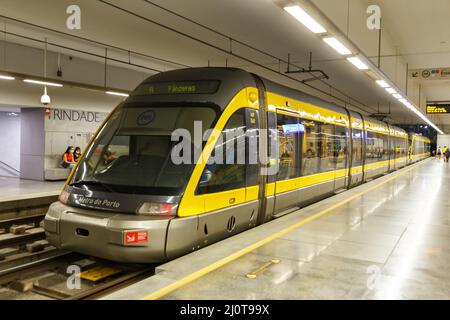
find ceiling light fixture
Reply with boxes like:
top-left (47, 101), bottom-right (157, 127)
top-left (386, 88), bottom-right (397, 94)
top-left (376, 80), bottom-right (389, 88)
top-left (0, 75), bottom-right (15, 80)
top-left (284, 6), bottom-right (327, 34)
top-left (23, 79), bottom-right (63, 87)
top-left (323, 37), bottom-right (352, 55)
top-left (106, 91), bottom-right (129, 97)
top-left (347, 57), bottom-right (369, 70)
top-left (277, 2), bottom-right (443, 134)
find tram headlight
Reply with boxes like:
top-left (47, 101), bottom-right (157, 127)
top-left (137, 202), bottom-right (178, 216)
top-left (59, 190), bottom-right (70, 204)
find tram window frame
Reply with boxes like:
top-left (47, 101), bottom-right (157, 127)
top-left (197, 109), bottom-right (247, 195)
top-left (365, 131), bottom-right (380, 164)
top-left (319, 123), bottom-right (337, 173)
top-left (245, 109), bottom-right (259, 187)
top-left (276, 113), bottom-right (302, 181)
top-left (381, 133), bottom-right (389, 161)
top-left (334, 125), bottom-right (348, 170)
top-left (398, 137), bottom-right (407, 158)
top-left (390, 136), bottom-right (396, 160)
top-left (351, 128), bottom-right (363, 167)
top-left (301, 119), bottom-right (321, 176)
top-left (365, 131), bottom-right (385, 164)
top-left (267, 112), bottom-right (278, 184)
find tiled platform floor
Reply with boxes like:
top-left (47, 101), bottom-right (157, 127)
top-left (163, 159), bottom-right (450, 300)
top-left (0, 176), bottom-right (64, 202)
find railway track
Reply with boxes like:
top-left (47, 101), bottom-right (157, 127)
top-left (0, 253), bottom-right (154, 300)
top-left (0, 196), bottom-right (155, 300)
top-left (0, 211), bottom-right (67, 273)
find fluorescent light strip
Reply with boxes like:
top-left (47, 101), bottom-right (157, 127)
top-left (376, 80), bottom-right (389, 88)
top-left (347, 57), bottom-right (369, 70)
top-left (0, 75), bottom-right (15, 80)
top-left (323, 37), bottom-right (352, 55)
top-left (106, 91), bottom-right (129, 97)
top-left (282, 5), bottom-right (443, 134)
top-left (284, 6), bottom-right (327, 34)
top-left (23, 79), bottom-right (63, 87)
top-left (403, 102), bottom-right (443, 134)
top-left (386, 88), bottom-right (397, 94)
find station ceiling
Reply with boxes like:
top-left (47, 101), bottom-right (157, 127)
top-left (0, 0), bottom-right (449, 127)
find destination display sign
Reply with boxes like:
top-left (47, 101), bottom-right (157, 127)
top-left (131, 80), bottom-right (220, 96)
top-left (426, 104), bottom-right (450, 114)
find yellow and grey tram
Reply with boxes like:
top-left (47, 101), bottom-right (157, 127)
top-left (44, 68), bottom-right (431, 263)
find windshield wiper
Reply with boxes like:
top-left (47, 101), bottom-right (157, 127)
top-left (69, 180), bottom-right (114, 192)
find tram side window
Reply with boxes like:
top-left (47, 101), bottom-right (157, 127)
top-left (302, 120), bottom-right (321, 175)
top-left (414, 140), bottom-right (422, 155)
top-left (365, 131), bottom-right (384, 163)
top-left (402, 138), bottom-right (407, 157)
top-left (351, 129), bottom-right (363, 167)
top-left (393, 137), bottom-right (400, 159)
top-left (320, 123), bottom-right (337, 172)
top-left (197, 109), bottom-right (246, 194)
top-left (381, 134), bottom-right (389, 161)
top-left (390, 136), bottom-right (396, 159)
top-left (334, 125), bottom-right (347, 170)
top-left (398, 137), bottom-right (407, 158)
top-left (277, 114), bottom-right (301, 181)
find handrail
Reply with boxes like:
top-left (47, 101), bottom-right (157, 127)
top-left (0, 160), bottom-right (20, 174)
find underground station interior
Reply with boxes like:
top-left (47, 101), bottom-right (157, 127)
top-left (0, 0), bottom-right (449, 310)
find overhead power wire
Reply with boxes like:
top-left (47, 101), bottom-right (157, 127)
top-left (0, 14), bottom-right (190, 68)
top-left (134, 0), bottom-right (378, 114)
top-left (0, 29), bottom-right (163, 73)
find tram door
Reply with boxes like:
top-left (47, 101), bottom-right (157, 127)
top-left (333, 124), bottom-right (350, 192)
top-left (254, 75), bottom-right (272, 225)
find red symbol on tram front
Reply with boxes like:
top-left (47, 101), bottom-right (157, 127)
top-left (125, 231), bottom-right (148, 244)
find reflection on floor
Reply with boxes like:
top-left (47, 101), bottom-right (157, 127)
top-left (0, 176), bottom-right (64, 202)
top-left (164, 159), bottom-right (450, 300)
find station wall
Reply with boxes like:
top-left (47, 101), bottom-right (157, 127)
top-left (19, 107), bottom-right (108, 181)
top-left (437, 135), bottom-right (450, 151)
top-left (20, 108), bottom-right (45, 180)
top-left (0, 111), bottom-right (21, 177)
top-left (44, 108), bottom-right (108, 177)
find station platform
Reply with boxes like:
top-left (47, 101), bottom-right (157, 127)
top-left (103, 158), bottom-right (449, 300)
top-left (0, 177), bottom-right (64, 203)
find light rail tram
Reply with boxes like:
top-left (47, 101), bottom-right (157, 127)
top-left (44, 68), bottom-right (431, 262)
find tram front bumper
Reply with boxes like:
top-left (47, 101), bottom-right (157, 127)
top-left (44, 202), bottom-right (172, 263)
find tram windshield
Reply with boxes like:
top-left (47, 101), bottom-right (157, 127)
top-left (70, 105), bottom-right (218, 195)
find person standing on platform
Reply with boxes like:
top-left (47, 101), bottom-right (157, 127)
top-left (437, 146), bottom-right (442, 160)
top-left (445, 148), bottom-right (450, 163)
top-left (443, 146), bottom-right (448, 163)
